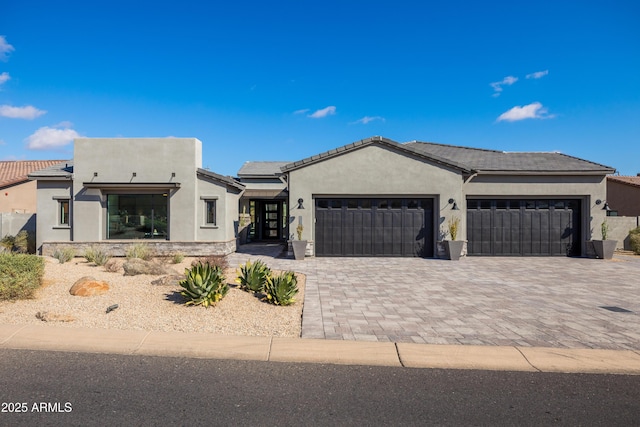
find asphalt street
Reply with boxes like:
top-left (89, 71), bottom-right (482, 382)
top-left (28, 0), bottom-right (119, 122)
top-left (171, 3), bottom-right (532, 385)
top-left (1, 349), bottom-right (639, 426)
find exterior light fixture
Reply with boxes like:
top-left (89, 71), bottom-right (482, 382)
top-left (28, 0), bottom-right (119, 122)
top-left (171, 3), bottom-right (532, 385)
top-left (603, 202), bottom-right (610, 211)
top-left (448, 198), bottom-right (459, 210)
top-left (132, 172), bottom-right (137, 177)
top-left (297, 198), bottom-right (304, 209)
top-left (93, 172), bottom-right (98, 177)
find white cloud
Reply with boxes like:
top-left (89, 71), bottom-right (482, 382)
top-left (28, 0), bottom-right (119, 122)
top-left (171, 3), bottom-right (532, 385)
top-left (351, 116), bottom-right (385, 125)
top-left (0, 36), bottom-right (14, 61)
top-left (496, 102), bottom-right (555, 122)
top-left (308, 106), bottom-right (336, 118)
top-left (0, 72), bottom-right (9, 86)
top-left (0, 104), bottom-right (47, 119)
top-left (25, 123), bottom-right (81, 150)
top-left (293, 108), bottom-right (309, 115)
top-left (490, 75), bottom-right (518, 97)
top-left (526, 70), bottom-right (549, 79)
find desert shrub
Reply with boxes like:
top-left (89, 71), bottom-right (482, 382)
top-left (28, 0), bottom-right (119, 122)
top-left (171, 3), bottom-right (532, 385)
top-left (179, 261), bottom-right (228, 308)
top-left (52, 247), bottom-right (75, 264)
top-left (172, 252), bottom-right (185, 264)
top-left (0, 234), bottom-right (14, 252)
top-left (0, 253), bottom-right (45, 300)
top-left (125, 242), bottom-right (154, 261)
top-left (236, 260), bottom-right (271, 293)
top-left (84, 246), bottom-right (110, 265)
top-left (628, 227), bottom-right (640, 255)
top-left (0, 231), bottom-right (32, 253)
top-left (192, 255), bottom-right (228, 270)
top-left (264, 271), bottom-right (298, 306)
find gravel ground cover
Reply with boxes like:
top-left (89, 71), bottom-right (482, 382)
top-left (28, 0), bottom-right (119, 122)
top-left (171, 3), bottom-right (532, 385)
top-left (0, 256), bottom-right (304, 337)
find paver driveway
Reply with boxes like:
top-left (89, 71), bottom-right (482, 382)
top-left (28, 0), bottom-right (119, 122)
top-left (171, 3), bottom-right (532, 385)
top-left (229, 245), bottom-right (640, 350)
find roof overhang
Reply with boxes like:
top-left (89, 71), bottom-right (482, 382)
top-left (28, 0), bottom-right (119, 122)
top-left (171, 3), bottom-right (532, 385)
top-left (241, 188), bottom-right (288, 198)
top-left (82, 182), bottom-right (181, 190)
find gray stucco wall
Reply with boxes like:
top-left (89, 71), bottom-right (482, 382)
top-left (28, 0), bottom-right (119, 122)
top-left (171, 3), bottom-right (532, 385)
top-left (287, 143), bottom-right (464, 255)
top-left (195, 174), bottom-right (241, 243)
top-left (35, 180), bottom-right (72, 251)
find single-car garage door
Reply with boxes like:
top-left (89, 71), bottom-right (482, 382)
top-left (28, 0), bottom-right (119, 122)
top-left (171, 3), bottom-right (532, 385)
top-left (315, 198), bottom-right (433, 257)
top-left (466, 199), bottom-right (581, 256)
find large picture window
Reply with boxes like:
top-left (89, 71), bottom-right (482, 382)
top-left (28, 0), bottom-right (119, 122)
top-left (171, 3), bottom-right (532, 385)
top-left (107, 194), bottom-right (168, 239)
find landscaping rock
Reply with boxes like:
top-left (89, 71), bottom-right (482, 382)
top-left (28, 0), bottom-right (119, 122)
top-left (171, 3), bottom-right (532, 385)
top-left (69, 276), bottom-right (110, 296)
top-left (36, 311), bottom-right (76, 322)
top-left (151, 274), bottom-right (184, 287)
top-left (123, 259), bottom-right (174, 276)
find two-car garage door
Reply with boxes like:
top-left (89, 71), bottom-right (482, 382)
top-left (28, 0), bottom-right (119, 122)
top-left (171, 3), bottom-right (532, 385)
top-left (315, 198), bottom-right (433, 257)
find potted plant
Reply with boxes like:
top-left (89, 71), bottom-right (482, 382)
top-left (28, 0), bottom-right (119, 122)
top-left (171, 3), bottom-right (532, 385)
top-left (443, 216), bottom-right (464, 261)
top-left (292, 223), bottom-right (307, 260)
top-left (592, 220), bottom-right (617, 260)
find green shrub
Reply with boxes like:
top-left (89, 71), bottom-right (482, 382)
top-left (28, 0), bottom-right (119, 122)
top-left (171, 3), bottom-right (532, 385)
top-left (52, 247), bottom-right (75, 264)
top-left (264, 271), bottom-right (298, 306)
top-left (172, 252), bottom-right (185, 264)
top-left (179, 261), bottom-right (228, 308)
top-left (0, 234), bottom-right (14, 252)
top-left (0, 253), bottom-right (45, 300)
top-left (236, 259), bottom-right (271, 293)
top-left (126, 243), bottom-right (154, 260)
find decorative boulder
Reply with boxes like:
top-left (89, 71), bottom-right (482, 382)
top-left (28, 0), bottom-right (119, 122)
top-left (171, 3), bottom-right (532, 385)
top-left (123, 258), bottom-right (174, 276)
top-left (69, 276), bottom-right (110, 296)
top-left (151, 274), bottom-right (184, 287)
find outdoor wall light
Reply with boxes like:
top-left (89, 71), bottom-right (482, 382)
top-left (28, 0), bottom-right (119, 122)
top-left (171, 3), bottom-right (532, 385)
top-left (448, 198), bottom-right (459, 210)
top-left (595, 199), bottom-right (610, 210)
top-left (93, 172), bottom-right (98, 177)
top-left (171, 172), bottom-right (176, 177)
top-left (297, 198), bottom-right (304, 209)
top-left (132, 172), bottom-right (137, 177)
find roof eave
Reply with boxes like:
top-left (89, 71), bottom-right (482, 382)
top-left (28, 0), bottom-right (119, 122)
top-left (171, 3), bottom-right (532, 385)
top-left (474, 169), bottom-right (616, 176)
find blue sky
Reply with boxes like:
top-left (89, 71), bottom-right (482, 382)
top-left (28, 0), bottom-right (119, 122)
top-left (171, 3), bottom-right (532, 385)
top-left (1, 1), bottom-right (638, 176)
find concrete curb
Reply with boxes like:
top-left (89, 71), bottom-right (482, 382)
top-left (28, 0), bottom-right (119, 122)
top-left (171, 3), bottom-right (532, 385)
top-left (2, 324), bottom-right (640, 375)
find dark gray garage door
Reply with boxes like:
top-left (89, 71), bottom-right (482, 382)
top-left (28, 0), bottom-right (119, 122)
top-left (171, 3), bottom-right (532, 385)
top-left (466, 199), bottom-right (581, 256)
top-left (315, 198), bottom-right (433, 257)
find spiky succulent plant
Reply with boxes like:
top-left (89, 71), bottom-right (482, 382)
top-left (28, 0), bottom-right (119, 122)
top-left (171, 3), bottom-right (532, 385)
top-left (235, 259), bottom-right (271, 293)
top-left (179, 261), bottom-right (228, 308)
top-left (264, 271), bottom-right (298, 306)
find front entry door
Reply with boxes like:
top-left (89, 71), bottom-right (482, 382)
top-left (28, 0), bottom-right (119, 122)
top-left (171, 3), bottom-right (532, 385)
top-left (261, 202), bottom-right (281, 239)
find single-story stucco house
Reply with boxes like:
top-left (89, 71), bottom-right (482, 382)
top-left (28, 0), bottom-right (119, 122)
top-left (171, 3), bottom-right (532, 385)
top-left (29, 136), bottom-right (615, 258)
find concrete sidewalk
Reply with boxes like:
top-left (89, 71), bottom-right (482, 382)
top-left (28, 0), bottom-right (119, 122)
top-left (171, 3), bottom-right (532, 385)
top-left (2, 323), bottom-right (640, 375)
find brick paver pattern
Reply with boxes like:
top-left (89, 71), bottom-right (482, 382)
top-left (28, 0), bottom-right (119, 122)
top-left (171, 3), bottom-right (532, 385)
top-left (229, 245), bottom-right (640, 350)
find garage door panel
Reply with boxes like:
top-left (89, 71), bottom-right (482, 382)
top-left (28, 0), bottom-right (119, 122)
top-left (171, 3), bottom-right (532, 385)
top-left (468, 199), bottom-right (581, 257)
top-left (316, 198), bottom-right (432, 257)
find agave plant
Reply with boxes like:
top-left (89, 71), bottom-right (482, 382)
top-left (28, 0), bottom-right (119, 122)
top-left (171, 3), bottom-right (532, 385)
top-left (179, 261), bottom-right (228, 308)
top-left (235, 259), bottom-right (271, 293)
top-left (264, 271), bottom-right (298, 306)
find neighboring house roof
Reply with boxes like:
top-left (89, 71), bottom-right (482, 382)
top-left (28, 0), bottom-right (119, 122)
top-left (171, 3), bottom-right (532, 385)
top-left (27, 160), bottom-right (74, 180)
top-left (1, 160), bottom-right (66, 188)
top-left (197, 168), bottom-right (245, 191)
top-left (404, 141), bottom-right (616, 174)
top-left (238, 161), bottom-right (290, 177)
top-left (607, 175), bottom-right (640, 189)
top-left (281, 136), bottom-right (473, 173)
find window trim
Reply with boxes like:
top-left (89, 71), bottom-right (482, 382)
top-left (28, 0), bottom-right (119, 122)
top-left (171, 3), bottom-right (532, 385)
top-left (204, 199), bottom-right (217, 227)
top-left (58, 199), bottom-right (70, 226)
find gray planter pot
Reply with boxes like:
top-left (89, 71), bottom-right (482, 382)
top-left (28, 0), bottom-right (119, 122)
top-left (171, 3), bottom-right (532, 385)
top-left (592, 240), bottom-right (617, 260)
top-left (444, 240), bottom-right (464, 261)
top-left (292, 240), bottom-right (307, 260)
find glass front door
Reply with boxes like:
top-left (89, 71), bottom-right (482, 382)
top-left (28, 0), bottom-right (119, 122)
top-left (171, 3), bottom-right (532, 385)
top-left (261, 202), bottom-right (281, 239)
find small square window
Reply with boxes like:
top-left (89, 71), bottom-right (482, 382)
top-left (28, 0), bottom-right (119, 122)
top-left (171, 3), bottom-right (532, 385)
top-left (205, 200), bottom-right (216, 225)
top-left (59, 199), bottom-right (70, 225)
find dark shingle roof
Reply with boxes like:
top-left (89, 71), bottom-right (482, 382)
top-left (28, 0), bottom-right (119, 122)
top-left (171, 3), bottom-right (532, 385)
top-left (404, 141), bottom-right (615, 173)
top-left (26, 160), bottom-right (73, 180)
top-left (197, 168), bottom-right (245, 191)
top-left (238, 161), bottom-right (290, 177)
top-left (1, 160), bottom-right (66, 187)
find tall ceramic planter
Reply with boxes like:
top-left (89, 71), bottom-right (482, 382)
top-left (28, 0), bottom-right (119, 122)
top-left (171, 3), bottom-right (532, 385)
top-left (592, 240), bottom-right (617, 260)
top-left (444, 240), bottom-right (464, 261)
top-left (292, 240), bottom-right (307, 260)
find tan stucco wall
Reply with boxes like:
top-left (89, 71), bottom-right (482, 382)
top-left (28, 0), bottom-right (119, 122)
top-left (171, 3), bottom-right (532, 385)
top-left (607, 180), bottom-right (640, 216)
top-left (287, 143), bottom-right (464, 254)
top-left (0, 180), bottom-right (38, 213)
